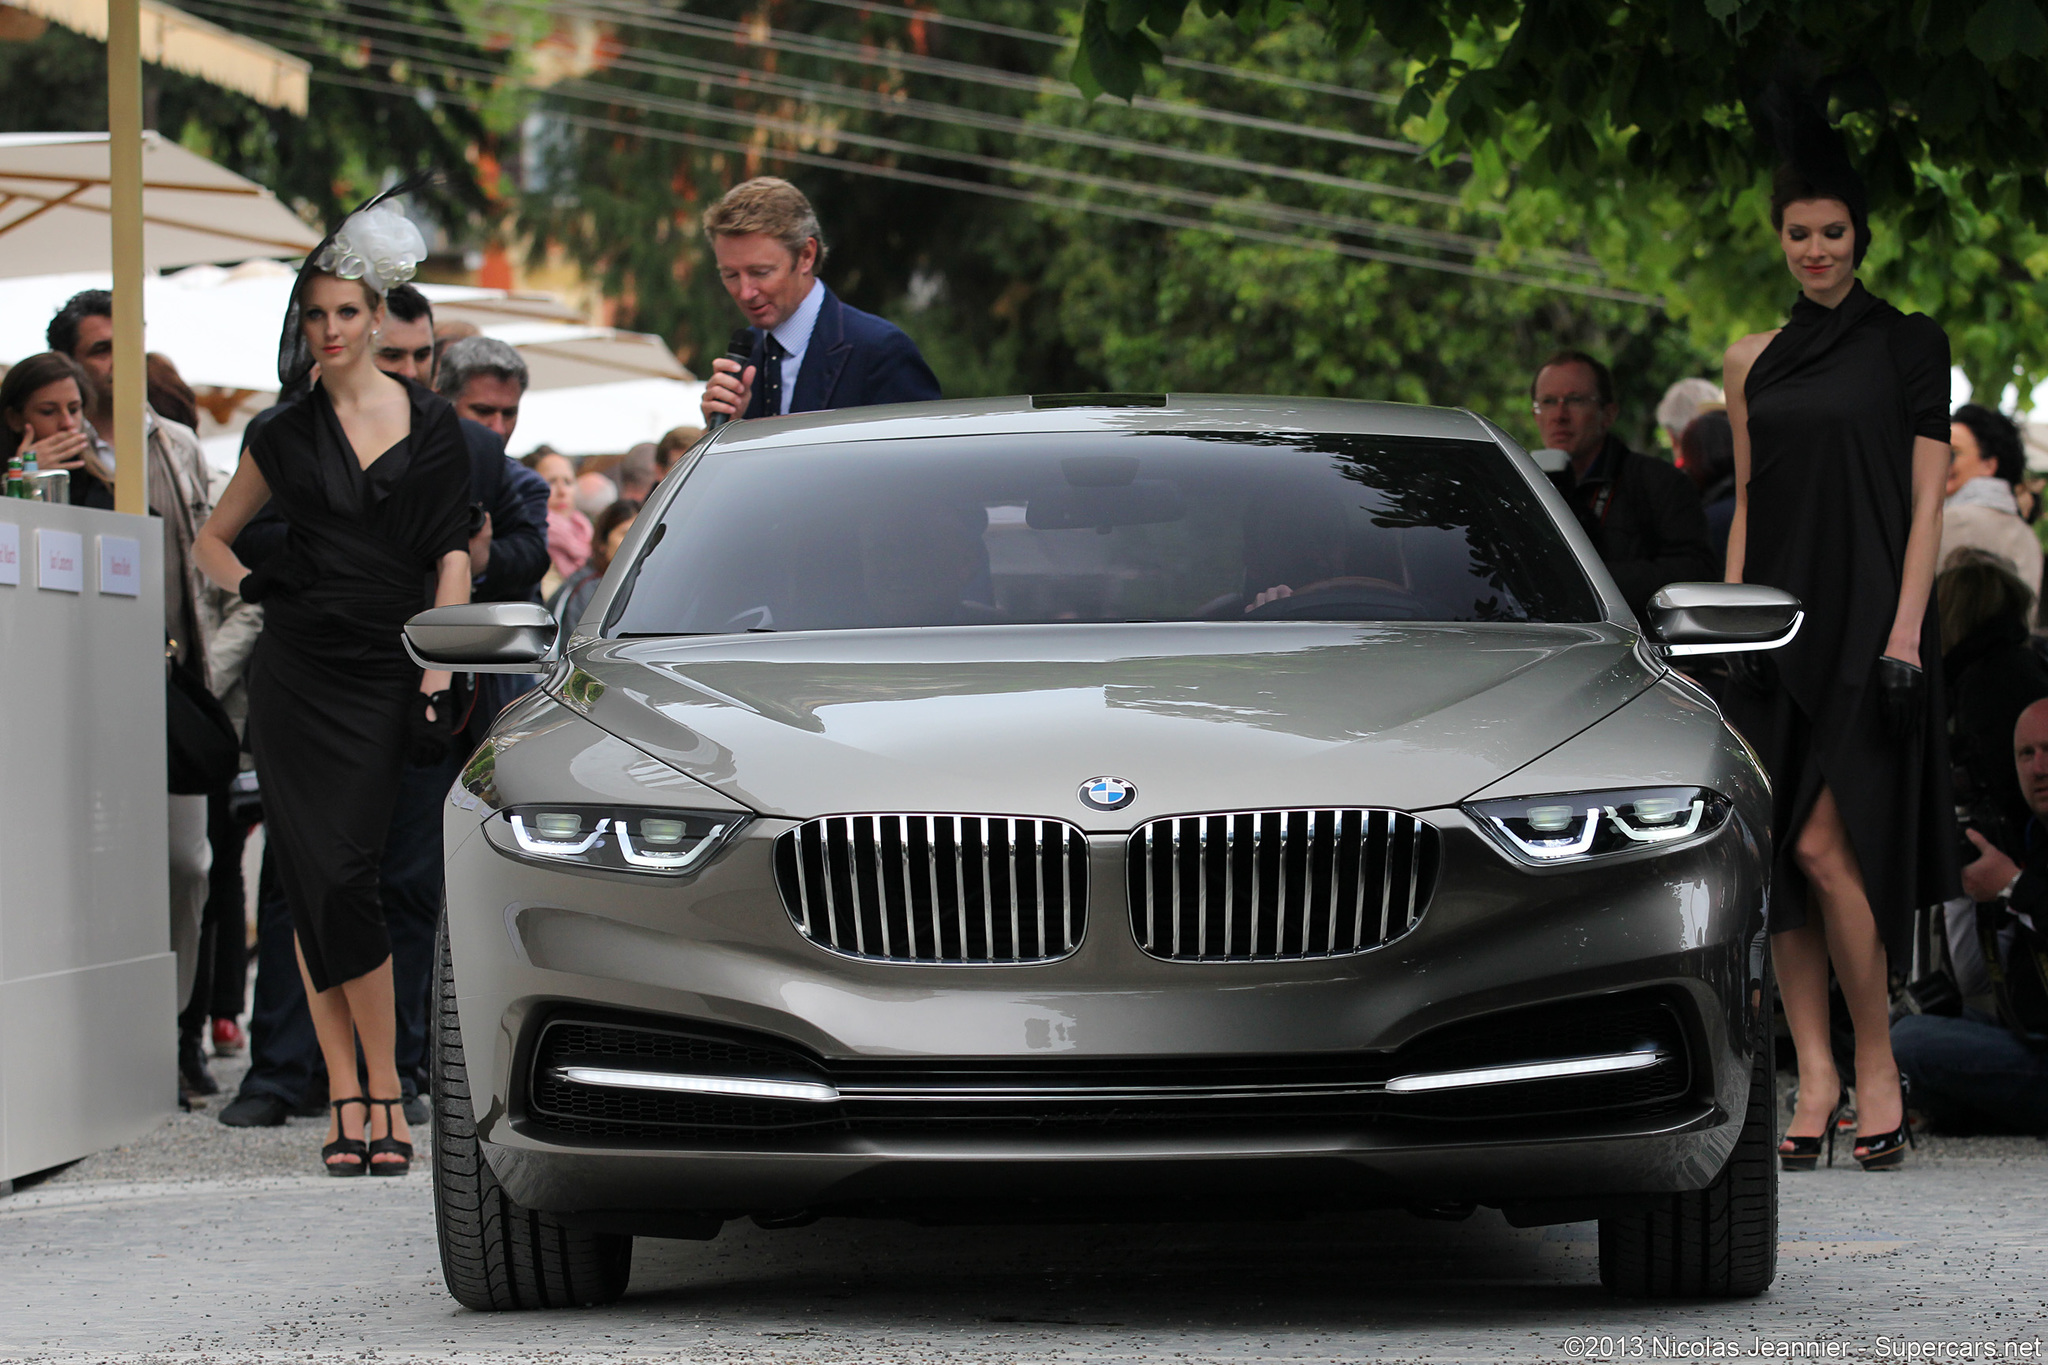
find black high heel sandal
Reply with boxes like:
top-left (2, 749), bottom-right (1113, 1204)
top-left (366, 1097), bottom-right (413, 1177)
top-left (1853, 1076), bottom-right (1917, 1171)
top-left (323, 1097), bottom-right (369, 1177)
top-left (1778, 1085), bottom-right (1850, 1172)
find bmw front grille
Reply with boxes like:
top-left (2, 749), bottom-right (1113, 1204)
top-left (1126, 809), bottom-right (1439, 960)
top-left (774, 815), bottom-right (1089, 964)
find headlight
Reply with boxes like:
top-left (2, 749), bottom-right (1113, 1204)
top-left (481, 805), bottom-right (749, 876)
top-left (1466, 787), bottom-right (1731, 866)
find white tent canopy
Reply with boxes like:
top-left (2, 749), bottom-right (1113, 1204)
top-left (0, 263), bottom-right (698, 410)
top-left (0, 132), bottom-right (319, 277)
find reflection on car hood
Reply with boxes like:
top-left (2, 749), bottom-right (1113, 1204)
top-left (561, 623), bottom-right (1654, 824)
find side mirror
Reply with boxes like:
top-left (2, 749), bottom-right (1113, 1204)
top-left (403, 602), bottom-right (559, 674)
top-left (1646, 583), bottom-right (1803, 657)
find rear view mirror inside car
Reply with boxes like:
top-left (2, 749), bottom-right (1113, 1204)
top-left (1027, 480), bottom-right (1186, 531)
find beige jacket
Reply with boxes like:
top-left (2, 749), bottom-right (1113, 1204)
top-left (120, 410), bottom-right (258, 696)
top-left (1941, 502), bottom-right (2044, 597)
top-left (202, 462), bottom-right (262, 739)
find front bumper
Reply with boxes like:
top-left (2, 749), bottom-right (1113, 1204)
top-left (443, 798), bottom-right (1768, 1227)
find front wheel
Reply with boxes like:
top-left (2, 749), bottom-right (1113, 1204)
top-left (431, 913), bottom-right (633, 1310)
top-left (1597, 1037), bottom-right (1778, 1298)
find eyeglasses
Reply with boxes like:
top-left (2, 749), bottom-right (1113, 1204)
top-left (1533, 394), bottom-right (1602, 414)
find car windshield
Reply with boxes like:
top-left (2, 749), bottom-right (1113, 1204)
top-left (605, 430), bottom-right (1601, 635)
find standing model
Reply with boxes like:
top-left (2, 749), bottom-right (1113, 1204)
top-left (195, 192), bottom-right (472, 1178)
top-left (1722, 89), bottom-right (1955, 1174)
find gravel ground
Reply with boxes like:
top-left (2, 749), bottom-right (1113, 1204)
top-left (3, 1041), bottom-right (2045, 1365)
top-left (31, 1053), bottom-right (431, 1188)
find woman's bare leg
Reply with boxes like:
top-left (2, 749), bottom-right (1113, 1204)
top-left (1790, 786), bottom-right (1903, 1144)
top-left (296, 937), bottom-right (366, 1170)
top-left (338, 960), bottom-right (411, 1166)
top-left (1771, 918), bottom-right (1840, 1141)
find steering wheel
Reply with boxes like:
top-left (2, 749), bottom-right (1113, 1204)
top-left (1241, 576), bottom-right (1428, 621)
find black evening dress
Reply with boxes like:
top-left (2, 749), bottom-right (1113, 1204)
top-left (245, 377), bottom-right (470, 992)
top-left (1725, 282), bottom-right (1959, 963)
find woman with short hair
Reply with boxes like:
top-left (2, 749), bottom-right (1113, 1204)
top-left (1941, 403), bottom-right (2041, 597)
top-left (1721, 90), bottom-right (1957, 1173)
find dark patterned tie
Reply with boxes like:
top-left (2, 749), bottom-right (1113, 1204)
top-left (758, 335), bottom-right (786, 417)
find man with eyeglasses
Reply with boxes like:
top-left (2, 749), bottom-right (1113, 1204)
top-left (1532, 349), bottom-right (1716, 624)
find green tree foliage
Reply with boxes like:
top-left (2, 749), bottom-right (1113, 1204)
top-left (1067, 0), bottom-right (2048, 402)
top-left (1027, 11), bottom-right (1706, 444)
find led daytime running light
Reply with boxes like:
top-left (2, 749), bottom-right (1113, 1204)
top-left (615, 824), bottom-right (708, 870)
top-left (1498, 807), bottom-right (1600, 861)
top-left (509, 814), bottom-right (605, 856)
top-left (1604, 798), bottom-right (1706, 843)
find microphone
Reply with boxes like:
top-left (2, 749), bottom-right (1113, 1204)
top-left (705, 326), bottom-right (756, 430)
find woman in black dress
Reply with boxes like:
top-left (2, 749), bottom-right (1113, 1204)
top-left (195, 197), bottom-right (471, 1175)
top-left (1723, 106), bottom-right (1955, 1171)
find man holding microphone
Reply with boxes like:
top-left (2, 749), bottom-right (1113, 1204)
top-left (698, 177), bottom-right (941, 425)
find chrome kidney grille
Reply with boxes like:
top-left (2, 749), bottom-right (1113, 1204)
top-left (774, 815), bottom-right (1089, 964)
top-left (1127, 809), bottom-right (1439, 960)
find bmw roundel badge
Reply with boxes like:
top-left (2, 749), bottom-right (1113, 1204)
top-left (1079, 776), bottom-right (1137, 812)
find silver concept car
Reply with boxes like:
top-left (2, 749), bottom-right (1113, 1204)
top-left (407, 395), bottom-right (1800, 1311)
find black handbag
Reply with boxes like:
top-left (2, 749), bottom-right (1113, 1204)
top-left (167, 656), bottom-right (239, 795)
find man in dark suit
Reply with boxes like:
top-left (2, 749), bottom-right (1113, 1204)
top-left (1532, 349), bottom-right (1716, 627)
top-left (699, 177), bottom-right (940, 424)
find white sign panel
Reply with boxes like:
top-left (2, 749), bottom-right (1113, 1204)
top-left (98, 535), bottom-right (142, 597)
top-left (37, 528), bottom-right (83, 593)
top-left (0, 521), bottom-right (17, 586)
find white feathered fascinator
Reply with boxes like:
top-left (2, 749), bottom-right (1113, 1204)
top-left (278, 171), bottom-right (435, 398)
top-left (314, 200), bottom-right (427, 297)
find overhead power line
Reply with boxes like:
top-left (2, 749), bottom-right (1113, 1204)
top-left (191, 0), bottom-right (1481, 211)
top-left (782, 0), bottom-right (1406, 106)
top-left (562, 0), bottom-right (1425, 155)
top-left (187, 0), bottom-right (1581, 269)
top-left (188, 0), bottom-right (1594, 272)
top-left (306, 66), bottom-right (1656, 306)
top-left (542, 75), bottom-right (1594, 271)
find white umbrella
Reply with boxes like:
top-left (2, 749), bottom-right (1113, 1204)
top-left (0, 131), bottom-right (318, 278)
top-left (505, 376), bottom-right (707, 460)
top-left (0, 266), bottom-right (696, 397)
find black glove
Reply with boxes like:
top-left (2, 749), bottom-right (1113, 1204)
top-left (1876, 655), bottom-right (1925, 741)
top-left (1723, 650), bottom-right (1775, 695)
top-left (237, 553), bottom-right (315, 605)
top-left (407, 689), bottom-right (456, 767)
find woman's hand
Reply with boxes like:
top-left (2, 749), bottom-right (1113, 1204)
top-left (1882, 635), bottom-right (1921, 670)
top-left (408, 682), bottom-right (457, 765)
top-left (1875, 652), bottom-right (1926, 739)
top-left (22, 427), bottom-right (90, 472)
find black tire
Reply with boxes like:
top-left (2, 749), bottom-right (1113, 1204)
top-left (431, 914), bottom-right (633, 1310)
top-left (1598, 1034), bottom-right (1778, 1298)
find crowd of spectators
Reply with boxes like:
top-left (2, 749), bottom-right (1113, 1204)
top-left (10, 171), bottom-right (2043, 1150)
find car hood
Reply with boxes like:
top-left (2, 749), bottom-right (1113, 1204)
top-left (563, 623), bottom-right (1655, 826)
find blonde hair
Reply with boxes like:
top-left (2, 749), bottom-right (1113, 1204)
top-left (701, 176), bottom-right (827, 268)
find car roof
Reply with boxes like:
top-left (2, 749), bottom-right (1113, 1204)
top-left (703, 394), bottom-right (1499, 452)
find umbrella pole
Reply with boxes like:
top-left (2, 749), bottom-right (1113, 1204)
top-left (108, 0), bottom-right (146, 517)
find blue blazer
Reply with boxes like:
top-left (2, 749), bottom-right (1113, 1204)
top-left (742, 285), bottom-right (941, 418)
